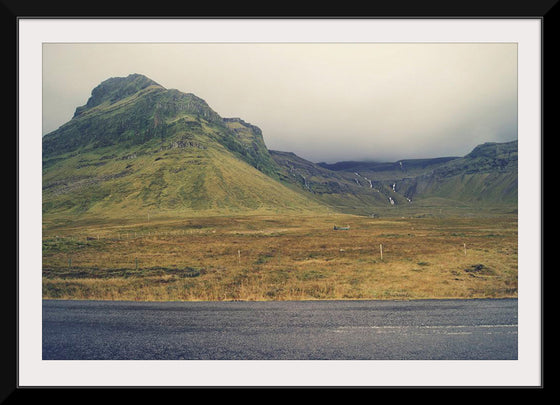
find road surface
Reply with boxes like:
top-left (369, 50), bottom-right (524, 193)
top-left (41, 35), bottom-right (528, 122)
top-left (43, 298), bottom-right (517, 360)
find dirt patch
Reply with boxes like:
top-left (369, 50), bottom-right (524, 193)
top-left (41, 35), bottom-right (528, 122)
top-left (464, 264), bottom-right (495, 276)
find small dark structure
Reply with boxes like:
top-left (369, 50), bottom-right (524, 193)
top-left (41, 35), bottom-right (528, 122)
top-left (333, 225), bottom-right (350, 231)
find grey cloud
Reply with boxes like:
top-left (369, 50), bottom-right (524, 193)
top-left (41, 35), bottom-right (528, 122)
top-left (42, 43), bottom-right (517, 162)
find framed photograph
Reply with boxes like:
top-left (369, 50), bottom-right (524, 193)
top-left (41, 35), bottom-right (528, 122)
top-left (10, 2), bottom-right (550, 393)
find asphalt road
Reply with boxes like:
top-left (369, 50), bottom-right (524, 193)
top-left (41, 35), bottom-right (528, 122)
top-left (43, 298), bottom-right (517, 360)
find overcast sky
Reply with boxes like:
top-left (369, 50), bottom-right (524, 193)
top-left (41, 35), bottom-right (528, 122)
top-left (42, 42), bottom-right (517, 163)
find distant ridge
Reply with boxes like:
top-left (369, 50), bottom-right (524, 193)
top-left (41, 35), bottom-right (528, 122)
top-left (271, 139), bottom-right (517, 213)
top-left (317, 156), bottom-right (459, 174)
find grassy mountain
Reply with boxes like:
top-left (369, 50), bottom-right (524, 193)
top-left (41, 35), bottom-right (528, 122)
top-left (43, 73), bottom-right (517, 222)
top-left (42, 74), bottom-right (328, 221)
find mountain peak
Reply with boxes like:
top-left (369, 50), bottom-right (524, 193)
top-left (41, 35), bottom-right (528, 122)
top-left (73, 73), bottom-right (163, 118)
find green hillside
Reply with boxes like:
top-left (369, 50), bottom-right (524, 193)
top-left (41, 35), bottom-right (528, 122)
top-left (394, 141), bottom-right (518, 207)
top-left (42, 74), bottom-right (328, 222)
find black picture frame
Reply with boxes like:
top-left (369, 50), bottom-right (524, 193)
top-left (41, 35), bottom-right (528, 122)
top-left (7, 0), bottom-right (554, 396)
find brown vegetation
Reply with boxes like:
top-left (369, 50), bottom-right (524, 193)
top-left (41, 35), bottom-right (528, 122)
top-left (42, 214), bottom-right (518, 301)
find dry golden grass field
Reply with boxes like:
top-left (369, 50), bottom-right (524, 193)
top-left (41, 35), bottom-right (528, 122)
top-left (42, 213), bottom-right (518, 301)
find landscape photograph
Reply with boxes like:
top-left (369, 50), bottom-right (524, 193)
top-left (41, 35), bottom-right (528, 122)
top-left (41, 43), bottom-right (519, 304)
top-left (18, 18), bottom-right (541, 386)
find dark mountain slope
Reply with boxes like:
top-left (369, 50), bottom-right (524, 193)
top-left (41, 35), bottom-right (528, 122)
top-left (271, 140), bottom-right (518, 214)
top-left (317, 156), bottom-right (459, 180)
